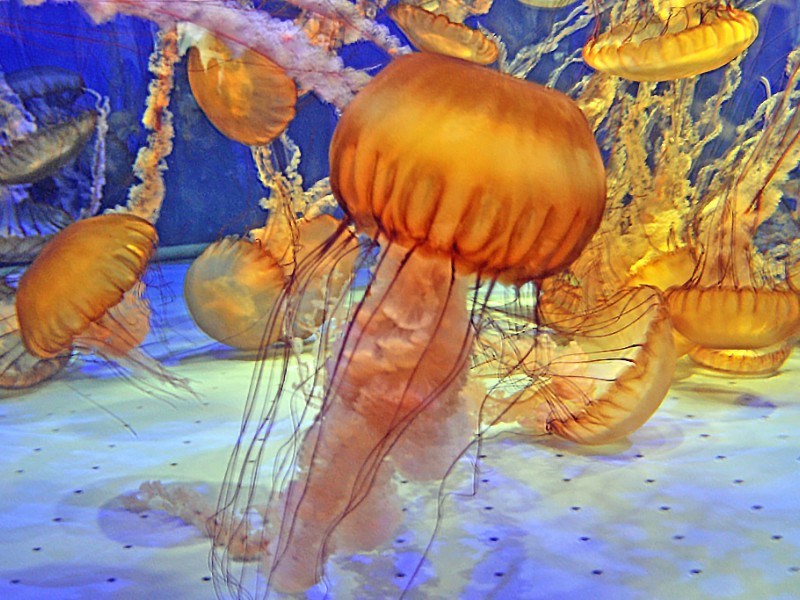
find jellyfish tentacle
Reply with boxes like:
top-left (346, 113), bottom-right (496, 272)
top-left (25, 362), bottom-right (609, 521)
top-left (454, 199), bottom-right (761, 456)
top-left (267, 243), bottom-right (473, 591)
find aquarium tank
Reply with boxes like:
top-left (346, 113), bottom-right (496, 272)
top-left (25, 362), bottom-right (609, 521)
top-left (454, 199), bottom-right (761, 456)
top-left (1, 0), bottom-right (799, 598)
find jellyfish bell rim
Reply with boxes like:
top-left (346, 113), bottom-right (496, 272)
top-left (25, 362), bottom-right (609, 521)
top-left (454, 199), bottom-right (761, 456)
top-left (329, 52), bottom-right (606, 285)
top-left (388, 4), bottom-right (499, 65)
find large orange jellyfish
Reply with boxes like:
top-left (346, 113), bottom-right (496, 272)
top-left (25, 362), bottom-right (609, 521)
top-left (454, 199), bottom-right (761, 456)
top-left (212, 51), bottom-right (605, 595)
top-left (16, 213), bottom-right (157, 360)
top-left (583, 1), bottom-right (759, 81)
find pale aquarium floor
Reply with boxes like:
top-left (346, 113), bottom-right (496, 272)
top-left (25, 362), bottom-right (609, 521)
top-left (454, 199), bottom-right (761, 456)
top-left (1, 262), bottom-right (799, 600)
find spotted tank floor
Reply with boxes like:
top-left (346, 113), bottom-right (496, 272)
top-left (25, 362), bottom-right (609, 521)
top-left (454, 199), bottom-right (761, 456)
top-left (1, 261), bottom-right (798, 600)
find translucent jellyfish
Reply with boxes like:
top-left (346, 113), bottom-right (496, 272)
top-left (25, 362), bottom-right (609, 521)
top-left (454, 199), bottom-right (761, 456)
top-left (16, 213), bottom-right (156, 359)
top-left (388, 3), bottom-right (498, 65)
top-left (486, 283), bottom-right (676, 445)
top-left (212, 51), bottom-right (605, 595)
top-left (185, 28), bottom-right (298, 147)
top-left (583, 1), bottom-right (759, 81)
top-left (0, 64), bottom-right (107, 263)
top-left (4, 66), bottom-right (86, 108)
top-left (184, 215), bottom-right (356, 351)
top-left (0, 110), bottom-right (97, 184)
top-left (184, 236), bottom-right (287, 352)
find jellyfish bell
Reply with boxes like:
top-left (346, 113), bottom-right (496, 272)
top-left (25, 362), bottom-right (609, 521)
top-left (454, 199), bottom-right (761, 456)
top-left (388, 3), bottom-right (499, 65)
top-left (184, 27), bottom-right (297, 147)
top-left (184, 236), bottom-right (287, 352)
top-left (665, 285), bottom-right (800, 350)
top-left (0, 110), bottom-right (98, 185)
top-left (5, 66), bottom-right (84, 100)
top-left (16, 213), bottom-right (157, 359)
top-left (331, 52), bottom-right (606, 283)
top-left (583, 2), bottom-right (760, 82)
top-left (214, 51), bottom-right (606, 594)
top-left (184, 214), bottom-right (356, 352)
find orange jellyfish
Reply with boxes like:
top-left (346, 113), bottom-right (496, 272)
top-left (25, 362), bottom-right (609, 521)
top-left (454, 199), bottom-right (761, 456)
top-left (481, 283), bottom-right (676, 445)
top-left (583, 1), bottom-right (759, 81)
top-left (388, 3), bottom-right (499, 65)
top-left (186, 29), bottom-right (297, 146)
top-left (184, 214), bottom-right (357, 351)
top-left (212, 51), bottom-right (605, 595)
top-left (665, 223), bottom-right (800, 374)
top-left (662, 64), bottom-right (800, 376)
top-left (16, 213), bottom-right (157, 361)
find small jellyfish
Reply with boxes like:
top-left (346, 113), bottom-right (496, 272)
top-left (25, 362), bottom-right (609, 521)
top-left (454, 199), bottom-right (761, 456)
top-left (4, 66), bottom-right (87, 124)
top-left (583, 1), bottom-right (759, 82)
top-left (184, 236), bottom-right (286, 352)
top-left (0, 110), bottom-right (98, 185)
top-left (667, 284), bottom-right (800, 351)
top-left (184, 214), bottom-right (356, 351)
top-left (16, 213), bottom-right (156, 360)
top-left (213, 51), bottom-right (605, 594)
top-left (185, 28), bottom-right (297, 147)
top-left (388, 3), bottom-right (499, 64)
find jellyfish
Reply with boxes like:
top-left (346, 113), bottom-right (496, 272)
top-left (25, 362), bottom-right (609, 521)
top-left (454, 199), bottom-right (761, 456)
top-left (15, 213), bottom-right (156, 360)
top-left (388, 3), bottom-right (498, 65)
top-left (583, 1), bottom-right (759, 82)
top-left (481, 281), bottom-right (676, 445)
top-left (659, 51), bottom-right (800, 375)
top-left (184, 214), bottom-right (357, 351)
top-left (184, 27), bottom-right (298, 147)
top-left (0, 64), bottom-right (107, 258)
top-left (212, 50), bottom-right (605, 595)
top-left (0, 110), bottom-right (98, 185)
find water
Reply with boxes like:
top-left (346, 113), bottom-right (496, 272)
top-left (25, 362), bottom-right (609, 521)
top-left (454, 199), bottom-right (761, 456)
top-left (1, 1), bottom-right (799, 599)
